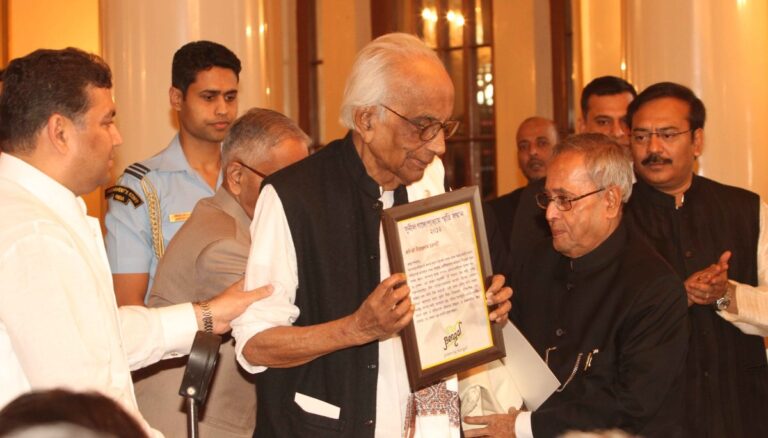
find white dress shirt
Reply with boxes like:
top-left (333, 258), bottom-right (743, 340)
top-left (0, 154), bottom-right (198, 437)
top-left (233, 158), bottom-right (458, 437)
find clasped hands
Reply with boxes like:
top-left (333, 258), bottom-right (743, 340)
top-left (685, 250), bottom-right (731, 307)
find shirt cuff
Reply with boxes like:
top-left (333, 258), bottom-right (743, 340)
top-left (155, 303), bottom-right (198, 357)
top-left (515, 411), bottom-right (533, 438)
top-left (718, 280), bottom-right (768, 336)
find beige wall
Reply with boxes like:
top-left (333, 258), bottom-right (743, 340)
top-left (8, 0), bottom-right (103, 219)
top-left (493, 0), bottom-right (553, 196)
top-left (573, 0), bottom-right (626, 119)
top-left (9, 0), bottom-right (100, 56)
top-left (315, 0), bottom-right (371, 143)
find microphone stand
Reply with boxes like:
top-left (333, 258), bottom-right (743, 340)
top-left (178, 331), bottom-right (222, 438)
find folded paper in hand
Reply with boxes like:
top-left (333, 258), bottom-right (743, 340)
top-left (459, 323), bottom-right (560, 430)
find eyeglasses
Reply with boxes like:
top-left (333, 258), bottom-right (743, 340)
top-left (236, 161), bottom-right (268, 179)
top-left (535, 187), bottom-right (605, 211)
top-left (631, 129), bottom-right (692, 145)
top-left (380, 104), bottom-right (460, 142)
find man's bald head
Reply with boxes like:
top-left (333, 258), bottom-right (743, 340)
top-left (517, 116), bottom-right (558, 181)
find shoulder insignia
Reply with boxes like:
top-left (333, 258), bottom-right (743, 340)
top-left (105, 185), bottom-right (144, 208)
top-left (123, 162), bottom-right (151, 181)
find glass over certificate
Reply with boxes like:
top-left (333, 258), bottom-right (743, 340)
top-left (382, 186), bottom-right (505, 391)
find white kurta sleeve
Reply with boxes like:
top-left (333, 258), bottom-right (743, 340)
top-left (718, 200), bottom-right (768, 336)
top-left (231, 184), bottom-right (301, 373)
top-left (119, 303), bottom-right (198, 370)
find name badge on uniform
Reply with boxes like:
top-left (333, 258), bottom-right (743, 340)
top-left (169, 212), bottom-right (191, 223)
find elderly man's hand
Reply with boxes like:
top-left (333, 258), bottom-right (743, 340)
top-left (464, 407), bottom-right (519, 437)
top-left (200, 278), bottom-right (274, 334)
top-left (685, 251), bottom-right (731, 306)
top-left (487, 274), bottom-right (512, 323)
top-left (350, 273), bottom-right (414, 344)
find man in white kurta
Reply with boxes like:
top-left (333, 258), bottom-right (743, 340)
top-left (231, 33), bottom-right (511, 438)
top-left (0, 47), bottom-right (269, 437)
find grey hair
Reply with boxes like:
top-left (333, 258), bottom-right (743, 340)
top-left (553, 133), bottom-right (634, 202)
top-left (339, 33), bottom-right (441, 129)
top-left (222, 108), bottom-right (310, 167)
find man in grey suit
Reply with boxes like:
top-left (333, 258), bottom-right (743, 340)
top-left (133, 108), bottom-right (310, 438)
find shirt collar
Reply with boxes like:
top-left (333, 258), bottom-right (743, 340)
top-left (153, 135), bottom-right (191, 173)
top-left (0, 153), bottom-right (88, 224)
top-left (633, 172), bottom-right (699, 209)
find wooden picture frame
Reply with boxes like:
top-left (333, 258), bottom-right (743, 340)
top-left (382, 186), bottom-right (505, 391)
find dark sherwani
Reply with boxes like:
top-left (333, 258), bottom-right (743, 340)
top-left (510, 221), bottom-right (689, 437)
top-left (626, 174), bottom-right (768, 437)
top-left (488, 186), bottom-right (526, 252)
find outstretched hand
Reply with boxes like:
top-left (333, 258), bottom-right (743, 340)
top-left (201, 278), bottom-right (274, 334)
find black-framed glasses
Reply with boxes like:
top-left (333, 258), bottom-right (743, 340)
top-left (631, 129), bottom-right (692, 145)
top-left (236, 161), bottom-right (268, 179)
top-left (535, 187), bottom-right (605, 211)
top-left (380, 104), bottom-right (460, 142)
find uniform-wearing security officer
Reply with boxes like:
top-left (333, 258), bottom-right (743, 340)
top-left (105, 40), bottom-right (241, 306)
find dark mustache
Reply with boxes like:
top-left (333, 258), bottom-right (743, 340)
top-left (641, 153), bottom-right (672, 166)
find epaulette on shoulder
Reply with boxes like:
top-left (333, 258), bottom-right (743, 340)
top-left (123, 162), bottom-right (151, 180)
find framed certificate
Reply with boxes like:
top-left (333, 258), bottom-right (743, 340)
top-left (382, 186), bottom-right (505, 391)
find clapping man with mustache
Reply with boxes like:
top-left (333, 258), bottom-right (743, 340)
top-left (625, 82), bottom-right (768, 436)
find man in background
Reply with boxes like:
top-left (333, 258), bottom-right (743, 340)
top-left (134, 108), bottom-right (309, 438)
top-left (488, 116), bottom-right (558, 251)
top-left (106, 41), bottom-right (241, 306)
top-left (578, 76), bottom-right (636, 147)
top-left (625, 81), bottom-right (768, 436)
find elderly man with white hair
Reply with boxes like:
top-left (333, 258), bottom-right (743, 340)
top-left (466, 134), bottom-right (689, 437)
top-left (231, 33), bottom-right (511, 437)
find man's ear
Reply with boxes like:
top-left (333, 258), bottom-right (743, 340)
top-left (692, 128), bottom-right (704, 159)
top-left (226, 161), bottom-right (243, 196)
top-left (605, 186), bottom-right (622, 218)
top-left (45, 114), bottom-right (70, 154)
top-left (169, 87), bottom-right (183, 111)
top-left (353, 107), bottom-right (377, 143)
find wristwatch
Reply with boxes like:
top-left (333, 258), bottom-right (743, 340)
top-left (714, 294), bottom-right (731, 311)
top-left (714, 284), bottom-right (734, 311)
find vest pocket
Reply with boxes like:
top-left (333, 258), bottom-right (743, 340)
top-left (286, 396), bottom-right (346, 434)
